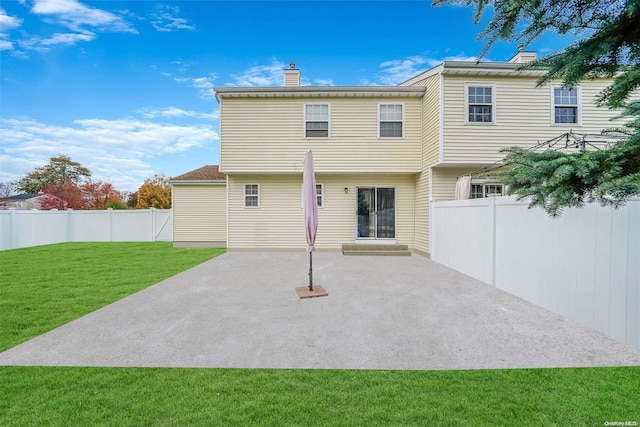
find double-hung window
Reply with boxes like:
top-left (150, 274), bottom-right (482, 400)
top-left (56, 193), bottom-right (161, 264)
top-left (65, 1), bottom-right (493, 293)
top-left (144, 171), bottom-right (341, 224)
top-left (379, 104), bottom-right (403, 138)
top-left (300, 183), bottom-right (324, 208)
top-left (244, 184), bottom-right (260, 208)
top-left (553, 87), bottom-right (579, 124)
top-left (315, 184), bottom-right (323, 208)
top-left (466, 84), bottom-right (495, 124)
top-left (305, 104), bottom-right (329, 137)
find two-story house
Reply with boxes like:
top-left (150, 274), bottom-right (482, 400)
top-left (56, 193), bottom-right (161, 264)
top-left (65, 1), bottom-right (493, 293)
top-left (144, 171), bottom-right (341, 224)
top-left (171, 50), bottom-right (623, 255)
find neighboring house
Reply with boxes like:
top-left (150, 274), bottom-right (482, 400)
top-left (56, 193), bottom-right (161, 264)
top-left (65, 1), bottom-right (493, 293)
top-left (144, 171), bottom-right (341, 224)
top-left (175, 50), bottom-right (624, 254)
top-left (4, 193), bottom-right (46, 210)
top-left (170, 165), bottom-right (226, 247)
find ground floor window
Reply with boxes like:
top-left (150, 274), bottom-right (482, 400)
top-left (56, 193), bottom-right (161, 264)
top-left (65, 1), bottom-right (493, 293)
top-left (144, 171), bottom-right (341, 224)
top-left (244, 184), bottom-right (260, 207)
top-left (470, 182), bottom-right (503, 198)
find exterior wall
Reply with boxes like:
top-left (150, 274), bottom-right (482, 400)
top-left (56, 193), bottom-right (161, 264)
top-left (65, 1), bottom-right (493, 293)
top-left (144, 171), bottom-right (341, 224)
top-left (414, 172), bottom-right (429, 255)
top-left (440, 75), bottom-right (621, 165)
top-left (220, 97), bottom-right (422, 174)
top-left (413, 74), bottom-right (442, 255)
top-left (172, 184), bottom-right (226, 246)
top-left (227, 174), bottom-right (415, 250)
top-left (431, 166), bottom-right (476, 201)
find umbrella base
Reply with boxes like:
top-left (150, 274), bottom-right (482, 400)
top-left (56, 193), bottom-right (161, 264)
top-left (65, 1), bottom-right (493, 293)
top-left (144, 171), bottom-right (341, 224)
top-left (295, 285), bottom-right (328, 299)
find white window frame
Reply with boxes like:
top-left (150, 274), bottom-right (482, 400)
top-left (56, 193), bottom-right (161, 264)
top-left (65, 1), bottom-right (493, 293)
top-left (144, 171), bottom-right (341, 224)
top-left (243, 184), bottom-right (260, 208)
top-left (378, 103), bottom-right (404, 138)
top-left (300, 183), bottom-right (324, 208)
top-left (470, 180), bottom-right (504, 198)
top-left (551, 85), bottom-right (581, 125)
top-left (465, 83), bottom-right (496, 125)
top-left (304, 104), bottom-right (330, 138)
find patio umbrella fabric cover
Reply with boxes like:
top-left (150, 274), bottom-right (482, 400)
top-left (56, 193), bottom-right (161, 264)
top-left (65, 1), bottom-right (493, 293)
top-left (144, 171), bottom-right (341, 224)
top-left (303, 149), bottom-right (318, 252)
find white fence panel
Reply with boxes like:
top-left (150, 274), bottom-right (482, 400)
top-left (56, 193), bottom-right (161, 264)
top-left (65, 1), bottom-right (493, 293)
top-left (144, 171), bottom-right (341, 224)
top-left (0, 208), bottom-right (172, 251)
top-left (431, 198), bottom-right (494, 285)
top-left (432, 196), bottom-right (639, 348)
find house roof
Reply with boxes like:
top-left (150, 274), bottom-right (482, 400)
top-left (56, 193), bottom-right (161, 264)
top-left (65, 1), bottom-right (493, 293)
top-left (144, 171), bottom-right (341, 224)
top-left (170, 165), bottom-right (226, 183)
top-left (6, 193), bottom-right (41, 200)
top-left (214, 86), bottom-right (426, 102)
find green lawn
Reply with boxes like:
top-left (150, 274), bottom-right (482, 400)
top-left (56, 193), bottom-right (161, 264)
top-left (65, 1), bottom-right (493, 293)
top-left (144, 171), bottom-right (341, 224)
top-left (1, 243), bottom-right (638, 426)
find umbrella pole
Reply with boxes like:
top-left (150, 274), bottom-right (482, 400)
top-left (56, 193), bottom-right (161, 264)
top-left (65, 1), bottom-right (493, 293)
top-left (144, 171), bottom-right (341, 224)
top-left (308, 251), bottom-right (313, 291)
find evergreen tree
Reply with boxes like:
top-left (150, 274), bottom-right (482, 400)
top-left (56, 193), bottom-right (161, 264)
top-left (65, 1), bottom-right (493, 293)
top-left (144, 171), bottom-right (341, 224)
top-left (434, 0), bottom-right (640, 215)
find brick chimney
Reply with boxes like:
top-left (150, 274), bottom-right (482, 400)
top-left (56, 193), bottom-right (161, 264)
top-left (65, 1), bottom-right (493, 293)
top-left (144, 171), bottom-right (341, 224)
top-left (508, 44), bottom-right (537, 63)
top-left (284, 61), bottom-right (300, 87)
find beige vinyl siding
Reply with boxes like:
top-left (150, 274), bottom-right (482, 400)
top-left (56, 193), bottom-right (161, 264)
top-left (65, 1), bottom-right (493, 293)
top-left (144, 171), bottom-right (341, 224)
top-left (421, 74), bottom-right (442, 168)
top-left (227, 174), bottom-right (415, 250)
top-left (220, 97), bottom-right (422, 174)
top-left (172, 184), bottom-right (226, 246)
top-left (431, 167), bottom-right (476, 201)
top-left (414, 171), bottom-right (430, 255)
top-left (441, 76), bottom-right (622, 164)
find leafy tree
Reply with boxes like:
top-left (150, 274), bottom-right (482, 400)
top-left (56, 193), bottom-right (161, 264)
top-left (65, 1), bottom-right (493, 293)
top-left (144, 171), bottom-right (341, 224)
top-left (433, 0), bottom-right (640, 215)
top-left (82, 181), bottom-right (123, 210)
top-left (39, 181), bottom-right (86, 210)
top-left (106, 200), bottom-right (129, 210)
top-left (136, 174), bottom-right (171, 209)
top-left (125, 191), bottom-right (138, 208)
top-left (15, 155), bottom-right (91, 194)
top-left (0, 182), bottom-right (15, 200)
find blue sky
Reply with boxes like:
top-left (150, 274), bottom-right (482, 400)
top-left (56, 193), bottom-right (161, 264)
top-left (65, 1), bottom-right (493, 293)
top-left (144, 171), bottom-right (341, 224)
top-left (0, 0), bottom-right (573, 193)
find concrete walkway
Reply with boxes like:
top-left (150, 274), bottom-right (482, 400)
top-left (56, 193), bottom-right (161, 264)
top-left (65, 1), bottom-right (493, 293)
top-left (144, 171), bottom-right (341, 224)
top-left (1, 252), bottom-right (639, 370)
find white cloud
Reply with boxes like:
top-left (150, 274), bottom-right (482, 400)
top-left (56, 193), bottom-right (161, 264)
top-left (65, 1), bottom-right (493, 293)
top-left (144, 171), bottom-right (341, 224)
top-left (229, 61), bottom-right (285, 87)
top-left (172, 73), bottom-right (218, 100)
top-left (0, 39), bottom-right (13, 50)
top-left (0, 7), bottom-right (22, 51)
top-left (313, 78), bottom-right (335, 86)
top-left (0, 117), bottom-right (218, 191)
top-left (31, 0), bottom-right (136, 33)
top-left (138, 106), bottom-right (218, 121)
top-left (38, 31), bottom-right (95, 46)
top-left (364, 54), bottom-right (479, 85)
top-left (150, 4), bottom-right (195, 32)
top-left (0, 8), bottom-right (21, 31)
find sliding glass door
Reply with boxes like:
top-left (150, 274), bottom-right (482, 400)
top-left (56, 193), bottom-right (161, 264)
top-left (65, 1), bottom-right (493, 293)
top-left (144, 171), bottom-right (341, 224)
top-left (356, 187), bottom-right (395, 239)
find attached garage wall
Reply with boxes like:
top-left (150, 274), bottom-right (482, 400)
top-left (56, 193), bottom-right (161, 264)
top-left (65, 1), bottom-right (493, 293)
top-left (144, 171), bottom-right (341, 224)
top-left (227, 174), bottom-right (416, 250)
top-left (172, 183), bottom-right (226, 247)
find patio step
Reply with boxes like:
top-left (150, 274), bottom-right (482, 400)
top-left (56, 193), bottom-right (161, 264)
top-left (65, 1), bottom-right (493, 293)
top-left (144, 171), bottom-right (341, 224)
top-left (342, 243), bottom-right (411, 256)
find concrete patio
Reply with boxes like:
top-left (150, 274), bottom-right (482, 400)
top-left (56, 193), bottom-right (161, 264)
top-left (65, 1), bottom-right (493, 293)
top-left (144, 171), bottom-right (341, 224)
top-left (1, 251), bottom-right (639, 370)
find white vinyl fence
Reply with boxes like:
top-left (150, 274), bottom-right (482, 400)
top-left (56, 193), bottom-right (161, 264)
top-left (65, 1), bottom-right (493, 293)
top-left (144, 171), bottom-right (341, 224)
top-left (0, 208), bottom-right (172, 251)
top-left (431, 196), bottom-right (639, 348)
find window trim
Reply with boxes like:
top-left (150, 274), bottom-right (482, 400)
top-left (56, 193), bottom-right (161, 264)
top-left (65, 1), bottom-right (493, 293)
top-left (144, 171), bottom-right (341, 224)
top-left (465, 83), bottom-right (496, 125)
top-left (304, 103), bottom-right (330, 138)
top-left (378, 103), bottom-right (404, 138)
top-left (243, 183), bottom-right (260, 208)
top-left (551, 85), bottom-right (581, 126)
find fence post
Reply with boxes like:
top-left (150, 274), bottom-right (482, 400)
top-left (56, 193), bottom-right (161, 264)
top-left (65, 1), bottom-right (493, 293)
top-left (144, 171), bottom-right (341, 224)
top-left (108, 208), bottom-right (113, 242)
top-left (150, 207), bottom-right (156, 242)
top-left (9, 208), bottom-right (15, 250)
top-left (489, 196), bottom-right (497, 287)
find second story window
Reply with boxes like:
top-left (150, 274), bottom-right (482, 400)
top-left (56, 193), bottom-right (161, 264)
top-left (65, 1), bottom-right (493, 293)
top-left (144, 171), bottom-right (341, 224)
top-left (467, 85), bottom-right (495, 124)
top-left (379, 104), bottom-right (403, 137)
top-left (553, 87), bottom-right (579, 124)
top-left (305, 104), bottom-right (329, 137)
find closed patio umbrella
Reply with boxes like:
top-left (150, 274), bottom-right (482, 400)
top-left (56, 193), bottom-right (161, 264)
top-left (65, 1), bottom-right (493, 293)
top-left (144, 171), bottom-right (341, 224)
top-left (303, 149), bottom-right (318, 291)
